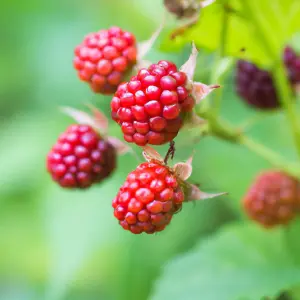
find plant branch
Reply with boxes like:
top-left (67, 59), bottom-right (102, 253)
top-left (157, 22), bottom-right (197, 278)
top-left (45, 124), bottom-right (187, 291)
top-left (197, 109), bottom-right (300, 178)
top-left (210, 3), bottom-right (230, 117)
top-left (273, 62), bottom-right (300, 158)
top-left (242, 0), bottom-right (300, 159)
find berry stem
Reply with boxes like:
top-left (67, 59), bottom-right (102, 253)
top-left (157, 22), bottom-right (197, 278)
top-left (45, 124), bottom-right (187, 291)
top-left (164, 141), bottom-right (176, 165)
top-left (210, 3), bottom-right (229, 117)
top-left (273, 62), bottom-right (300, 158)
top-left (239, 135), bottom-right (300, 178)
top-left (197, 109), bottom-right (300, 178)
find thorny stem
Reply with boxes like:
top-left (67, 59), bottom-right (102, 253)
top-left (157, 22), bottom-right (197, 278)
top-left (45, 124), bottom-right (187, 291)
top-left (164, 141), bottom-right (176, 165)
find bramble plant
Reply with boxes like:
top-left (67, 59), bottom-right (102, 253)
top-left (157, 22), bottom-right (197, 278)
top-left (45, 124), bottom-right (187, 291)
top-left (44, 0), bottom-right (300, 299)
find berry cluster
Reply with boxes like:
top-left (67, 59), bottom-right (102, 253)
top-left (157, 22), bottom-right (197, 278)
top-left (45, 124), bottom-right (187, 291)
top-left (243, 171), bottom-right (300, 227)
top-left (49, 18), bottom-right (300, 235)
top-left (47, 23), bottom-right (217, 234)
top-left (74, 27), bottom-right (137, 94)
top-left (47, 124), bottom-right (116, 188)
top-left (113, 161), bottom-right (184, 234)
top-left (111, 60), bottom-right (195, 146)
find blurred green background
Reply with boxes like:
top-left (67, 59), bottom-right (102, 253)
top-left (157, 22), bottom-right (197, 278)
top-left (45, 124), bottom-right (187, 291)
top-left (1, 0), bottom-right (300, 299)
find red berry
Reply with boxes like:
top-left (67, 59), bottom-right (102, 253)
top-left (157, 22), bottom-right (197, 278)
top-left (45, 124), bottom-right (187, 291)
top-left (113, 162), bottom-right (185, 234)
top-left (243, 171), bottom-right (300, 228)
top-left (111, 61), bottom-right (194, 145)
top-left (74, 27), bottom-right (137, 95)
top-left (47, 124), bottom-right (116, 189)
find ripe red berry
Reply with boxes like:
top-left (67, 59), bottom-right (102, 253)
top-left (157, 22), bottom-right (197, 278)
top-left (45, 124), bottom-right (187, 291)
top-left (47, 124), bottom-right (116, 188)
top-left (113, 162), bottom-right (184, 234)
top-left (111, 61), bottom-right (195, 146)
top-left (243, 171), bottom-right (300, 228)
top-left (74, 27), bottom-right (137, 94)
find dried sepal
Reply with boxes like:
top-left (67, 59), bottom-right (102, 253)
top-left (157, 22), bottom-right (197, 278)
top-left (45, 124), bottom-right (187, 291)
top-left (193, 83), bottom-right (220, 104)
top-left (183, 111), bottom-right (207, 129)
top-left (173, 155), bottom-right (193, 181)
top-left (85, 103), bottom-right (108, 135)
top-left (180, 42), bottom-right (198, 81)
top-left (185, 183), bottom-right (227, 201)
top-left (138, 19), bottom-right (165, 61)
top-left (174, 162), bottom-right (193, 181)
top-left (200, 0), bottom-right (216, 8)
top-left (134, 59), bottom-right (152, 73)
top-left (60, 106), bottom-right (101, 132)
top-left (107, 137), bottom-right (131, 155)
top-left (142, 145), bottom-right (163, 163)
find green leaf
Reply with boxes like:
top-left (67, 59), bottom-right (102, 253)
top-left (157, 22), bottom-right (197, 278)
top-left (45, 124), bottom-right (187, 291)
top-left (43, 175), bottom-right (124, 300)
top-left (161, 0), bottom-right (300, 66)
top-left (151, 223), bottom-right (300, 300)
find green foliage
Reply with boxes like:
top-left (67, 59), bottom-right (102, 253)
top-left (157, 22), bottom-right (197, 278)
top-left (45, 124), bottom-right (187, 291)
top-left (161, 0), bottom-right (300, 66)
top-left (2, 0), bottom-right (300, 299)
top-left (151, 222), bottom-right (300, 300)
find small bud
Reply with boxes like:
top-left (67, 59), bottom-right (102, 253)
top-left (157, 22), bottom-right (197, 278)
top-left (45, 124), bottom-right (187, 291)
top-left (164, 0), bottom-right (201, 19)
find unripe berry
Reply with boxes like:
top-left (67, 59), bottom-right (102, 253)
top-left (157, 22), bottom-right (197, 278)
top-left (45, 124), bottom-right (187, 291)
top-left (164, 0), bottom-right (201, 19)
top-left (243, 171), bottom-right (300, 228)
top-left (236, 46), bottom-right (300, 110)
top-left (235, 60), bottom-right (279, 110)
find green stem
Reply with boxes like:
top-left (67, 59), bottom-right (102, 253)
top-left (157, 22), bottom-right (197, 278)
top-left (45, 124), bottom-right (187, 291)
top-left (244, 0), bottom-right (300, 156)
top-left (211, 3), bottom-right (229, 116)
top-left (273, 62), bottom-right (300, 158)
top-left (239, 135), bottom-right (300, 178)
top-left (243, 0), bottom-right (300, 159)
top-left (197, 110), bottom-right (300, 178)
